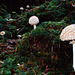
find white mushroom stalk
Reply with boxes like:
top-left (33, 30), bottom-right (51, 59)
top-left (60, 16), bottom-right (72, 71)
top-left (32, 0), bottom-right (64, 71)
top-left (70, 41), bottom-right (75, 71)
top-left (29, 16), bottom-right (39, 29)
top-left (73, 43), bottom-right (75, 71)
top-left (60, 24), bottom-right (75, 71)
top-left (34, 25), bottom-right (36, 29)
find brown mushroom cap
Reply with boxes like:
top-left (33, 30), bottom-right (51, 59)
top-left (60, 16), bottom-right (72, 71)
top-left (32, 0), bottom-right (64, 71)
top-left (60, 24), bottom-right (75, 41)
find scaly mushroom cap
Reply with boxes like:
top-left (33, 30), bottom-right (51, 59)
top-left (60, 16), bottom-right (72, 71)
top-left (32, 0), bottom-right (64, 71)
top-left (29, 16), bottom-right (39, 25)
top-left (60, 24), bottom-right (75, 41)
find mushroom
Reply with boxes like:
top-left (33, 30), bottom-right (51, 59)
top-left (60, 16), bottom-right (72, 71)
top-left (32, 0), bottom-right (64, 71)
top-left (17, 35), bottom-right (22, 39)
top-left (25, 5), bottom-right (30, 11)
top-left (20, 7), bottom-right (24, 10)
top-left (72, 3), bottom-right (75, 7)
top-left (0, 31), bottom-right (5, 36)
top-left (29, 16), bottom-right (39, 29)
top-left (17, 63), bottom-right (21, 66)
top-left (26, 5), bottom-right (30, 9)
top-left (20, 7), bottom-right (24, 13)
top-left (60, 24), bottom-right (75, 71)
top-left (0, 31), bottom-right (5, 40)
top-left (7, 18), bottom-right (14, 22)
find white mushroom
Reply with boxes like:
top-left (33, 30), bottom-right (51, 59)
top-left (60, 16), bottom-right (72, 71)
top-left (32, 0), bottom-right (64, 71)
top-left (0, 31), bottom-right (5, 36)
top-left (26, 5), bottom-right (30, 8)
top-left (60, 24), bottom-right (75, 41)
top-left (20, 7), bottom-right (24, 10)
top-left (7, 18), bottom-right (14, 21)
top-left (72, 4), bottom-right (75, 7)
top-left (20, 7), bottom-right (24, 14)
top-left (29, 16), bottom-right (39, 29)
top-left (17, 35), bottom-right (22, 38)
top-left (60, 24), bottom-right (75, 71)
top-left (0, 31), bottom-right (5, 40)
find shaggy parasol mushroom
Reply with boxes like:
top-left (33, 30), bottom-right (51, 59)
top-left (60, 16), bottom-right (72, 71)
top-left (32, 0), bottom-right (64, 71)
top-left (60, 24), bottom-right (75, 71)
top-left (29, 16), bottom-right (39, 29)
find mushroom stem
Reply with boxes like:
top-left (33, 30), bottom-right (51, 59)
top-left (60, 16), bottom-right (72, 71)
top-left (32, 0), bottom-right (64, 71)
top-left (51, 46), bottom-right (53, 52)
top-left (33, 25), bottom-right (36, 29)
top-left (2, 35), bottom-right (4, 40)
top-left (21, 10), bottom-right (23, 14)
top-left (73, 44), bottom-right (75, 71)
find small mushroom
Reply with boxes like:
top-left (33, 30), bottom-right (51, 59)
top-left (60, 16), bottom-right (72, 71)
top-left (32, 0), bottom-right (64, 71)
top-left (17, 35), bottom-right (22, 39)
top-left (0, 31), bottom-right (5, 40)
top-left (72, 3), bottom-right (75, 7)
top-left (0, 31), bottom-right (5, 36)
top-left (26, 5), bottom-right (30, 9)
top-left (60, 24), bottom-right (75, 71)
top-left (20, 7), bottom-right (24, 10)
top-left (20, 7), bottom-right (24, 13)
top-left (7, 18), bottom-right (14, 22)
top-left (17, 63), bottom-right (21, 66)
top-left (29, 16), bottom-right (39, 29)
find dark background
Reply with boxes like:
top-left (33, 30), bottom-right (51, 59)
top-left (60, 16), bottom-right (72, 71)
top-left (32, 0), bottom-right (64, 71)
top-left (0, 0), bottom-right (46, 13)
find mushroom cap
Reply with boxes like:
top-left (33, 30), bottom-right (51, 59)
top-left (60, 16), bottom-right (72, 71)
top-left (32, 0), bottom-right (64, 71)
top-left (26, 5), bottom-right (30, 8)
top-left (17, 35), bottom-right (22, 38)
top-left (0, 31), bottom-right (5, 35)
top-left (72, 4), bottom-right (75, 7)
top-left (60, 24), bottom-right (75, 41)
top-left (29, 16), bottom-right (39, 25)
top-left (20, 7), bottom-right (24, 10)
